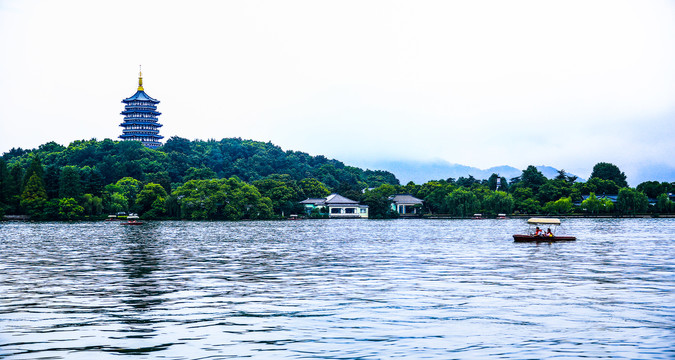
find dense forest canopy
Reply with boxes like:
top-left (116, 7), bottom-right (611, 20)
top-left (0, 137), bottom-right (397, 219)
top-left (1, 138), bottom-right (673, 220)
top-left (2, 137), bottom-right (398, 189)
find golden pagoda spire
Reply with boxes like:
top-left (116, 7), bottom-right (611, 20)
top-left (138, 65), bottom-right (144, 91)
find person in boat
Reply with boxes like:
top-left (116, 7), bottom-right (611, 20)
top-left (534, 227), bottom-right (542, 236)
top-left (546, 228), bottom-right (553, 237)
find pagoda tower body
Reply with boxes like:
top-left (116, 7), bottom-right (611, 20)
top-left (119, 70), bottom-right (163, 148)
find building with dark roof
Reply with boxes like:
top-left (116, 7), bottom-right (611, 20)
top-left (300, 194), bottom-right (369, 218)
top-left (389, 194), bottom-right (424, 215)
top-left (119, 69), bottom-right (164, 148)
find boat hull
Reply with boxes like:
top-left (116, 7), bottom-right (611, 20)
top-left (513, 234), bottom-right (576, 242)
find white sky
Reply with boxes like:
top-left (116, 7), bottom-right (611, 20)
top-left (1, 0), bottom-right (674, 184)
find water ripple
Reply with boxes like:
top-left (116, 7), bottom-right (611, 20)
top-left (0, 218), bottom-right (673, 359)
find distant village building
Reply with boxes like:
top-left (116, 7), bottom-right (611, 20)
top-left (389, 194), bottom-right (424, 215)
top-left (579, 193), bottom-right (661, 207)
top-left (579, 194), bottom-right (618, 204)
top-left (300, 194), bottom-right (369, 218)
top-left (119, 68), bottom-right (164, 148)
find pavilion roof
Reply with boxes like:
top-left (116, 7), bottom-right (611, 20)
top-left (388, 194), bottom-right (424, 205)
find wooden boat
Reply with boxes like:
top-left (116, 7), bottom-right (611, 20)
top-left (513, 234), bottom-right (576, 242)
top-left (513, 218), bottom-right (576, 242)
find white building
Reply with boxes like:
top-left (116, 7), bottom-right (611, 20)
top-left (300, 194), bottom-right (369, 218)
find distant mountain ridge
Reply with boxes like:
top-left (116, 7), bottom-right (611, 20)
top-left (351, 160), bottom-right (584, 185)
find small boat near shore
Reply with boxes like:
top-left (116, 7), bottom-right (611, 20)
top-left (513, 218), bottom-right (576, 242)
top-left (120, 215), bottom-right (143, 226)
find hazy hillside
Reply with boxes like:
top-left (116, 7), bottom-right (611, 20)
top-left (351, 160), bottom-right (584, 185)
top-left (2, 137), bottom-right (400, 191)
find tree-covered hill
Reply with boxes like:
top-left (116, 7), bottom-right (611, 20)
top-left (3, 137), bottom-right (398, 191)
top-left (0, 137), bottom-right (398, 219)
top-left (1, 138), bottom-right (672, 220)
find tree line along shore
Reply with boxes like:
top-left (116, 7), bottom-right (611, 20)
top-left (1, 137), bottom-right (673, 221)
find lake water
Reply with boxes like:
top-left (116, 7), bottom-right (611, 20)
top-left (0, 218), bottom-right (673, 359)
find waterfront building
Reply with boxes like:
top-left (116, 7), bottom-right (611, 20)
top-left (119, 69), bottom-right (163, 148)
top-left (300, 194), bottom-right (369, 218)
top-left (389, 194), bottom-right (424, 215)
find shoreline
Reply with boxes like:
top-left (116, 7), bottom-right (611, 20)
top-left (4, 214), bottom-right (675, 222)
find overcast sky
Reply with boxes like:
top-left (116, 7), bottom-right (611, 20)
top-left (1, 0), bottom-right (674, 184)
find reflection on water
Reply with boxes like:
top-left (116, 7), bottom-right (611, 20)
top-left (0, 219), bottom-right (673, 359)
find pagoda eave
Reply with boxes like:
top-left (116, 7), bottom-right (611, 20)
top-left (119, 134), bottom-right (164, 140)
top-left (119, 122), bottom-right (163, 127)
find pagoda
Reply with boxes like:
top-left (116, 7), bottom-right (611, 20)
top-left (119, 68), bottom-right (163, 148)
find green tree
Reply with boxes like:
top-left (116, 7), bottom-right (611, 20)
top-left (109, 192), bottom-right (128, 214)
top-left (445, 188), bottom-right (480, 217)
top-left (590, 162), bottom-right (628, 188)
top-left (173, 178), bottom-right (273, 220)
top-left (223, 179), bottom-right (274, 220)
top-left (600, 198), bottom-right (614, 213)
top-left (537, 180), bottom-right (572, 204)
top-left (655, 193), bottom-right (673, 213)
top-left (363, 169), bottom-right (400, 187)
top-left (81, 193), bottom-right (103, 216)
top-left (253, 176), bottom-right (303, 216)
top-left (59, 166), bottom-right (83, 199)
top-left (136, 183), bottom-right (168, 218)
top-left (145, 171), bottom-right (172, 193)
top-left (362, 184), bottom-right (401, 219)
top-left (483, 191), bottom-right (514, 215)
top-left (543, 197), bottom-right (573, 215)
top-left (456, 175), bottom-right (480, 188)
top-left (518, 198), bottom-right (542, 214)
top-left (518, 165), bottom-right (547, 192)
top-left (42, 199), bottom-right (61, 219)
top-left (616, 188), bottom-right (648, 214)
top-left (581, 192), bottom-right (601, 214)
top-left (0, 158), bottom-right (7, 207)
top-left (184, 167), bottom-right (217, 181)
top-left (58, 198), bottom-right (84, 220)
top-left (555, 169), bottom-right (578, 183)
top-left (299, 178), bottom-right (330, 198)
top-left (6, 164), bottom-right (24, 213)
top-left (511, 187), bottom-right (541, 214)
top-left (80, 166), bottom-right (104, 196)
top-left (420, 181), bottom-right (455, 214)
top-left (578, 178), bottom-right (620, 196)
top-left (115, 177), bottom-right (143, 212)
top-left (37, 141), bottom-right (66, 154)
top-left (44, 164), bottom-right (60, 199)
top-left (636, 181), bottom-right (667, 199)
top-left (23, 156), bottom-right (45, 188)
top-left (20, 173), bottom-right (48, 218)
top-left (174, 179), bottom-right (220, 220)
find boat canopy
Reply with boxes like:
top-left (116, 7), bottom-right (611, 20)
top-left (527, 218), bottom-right (561, 225)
